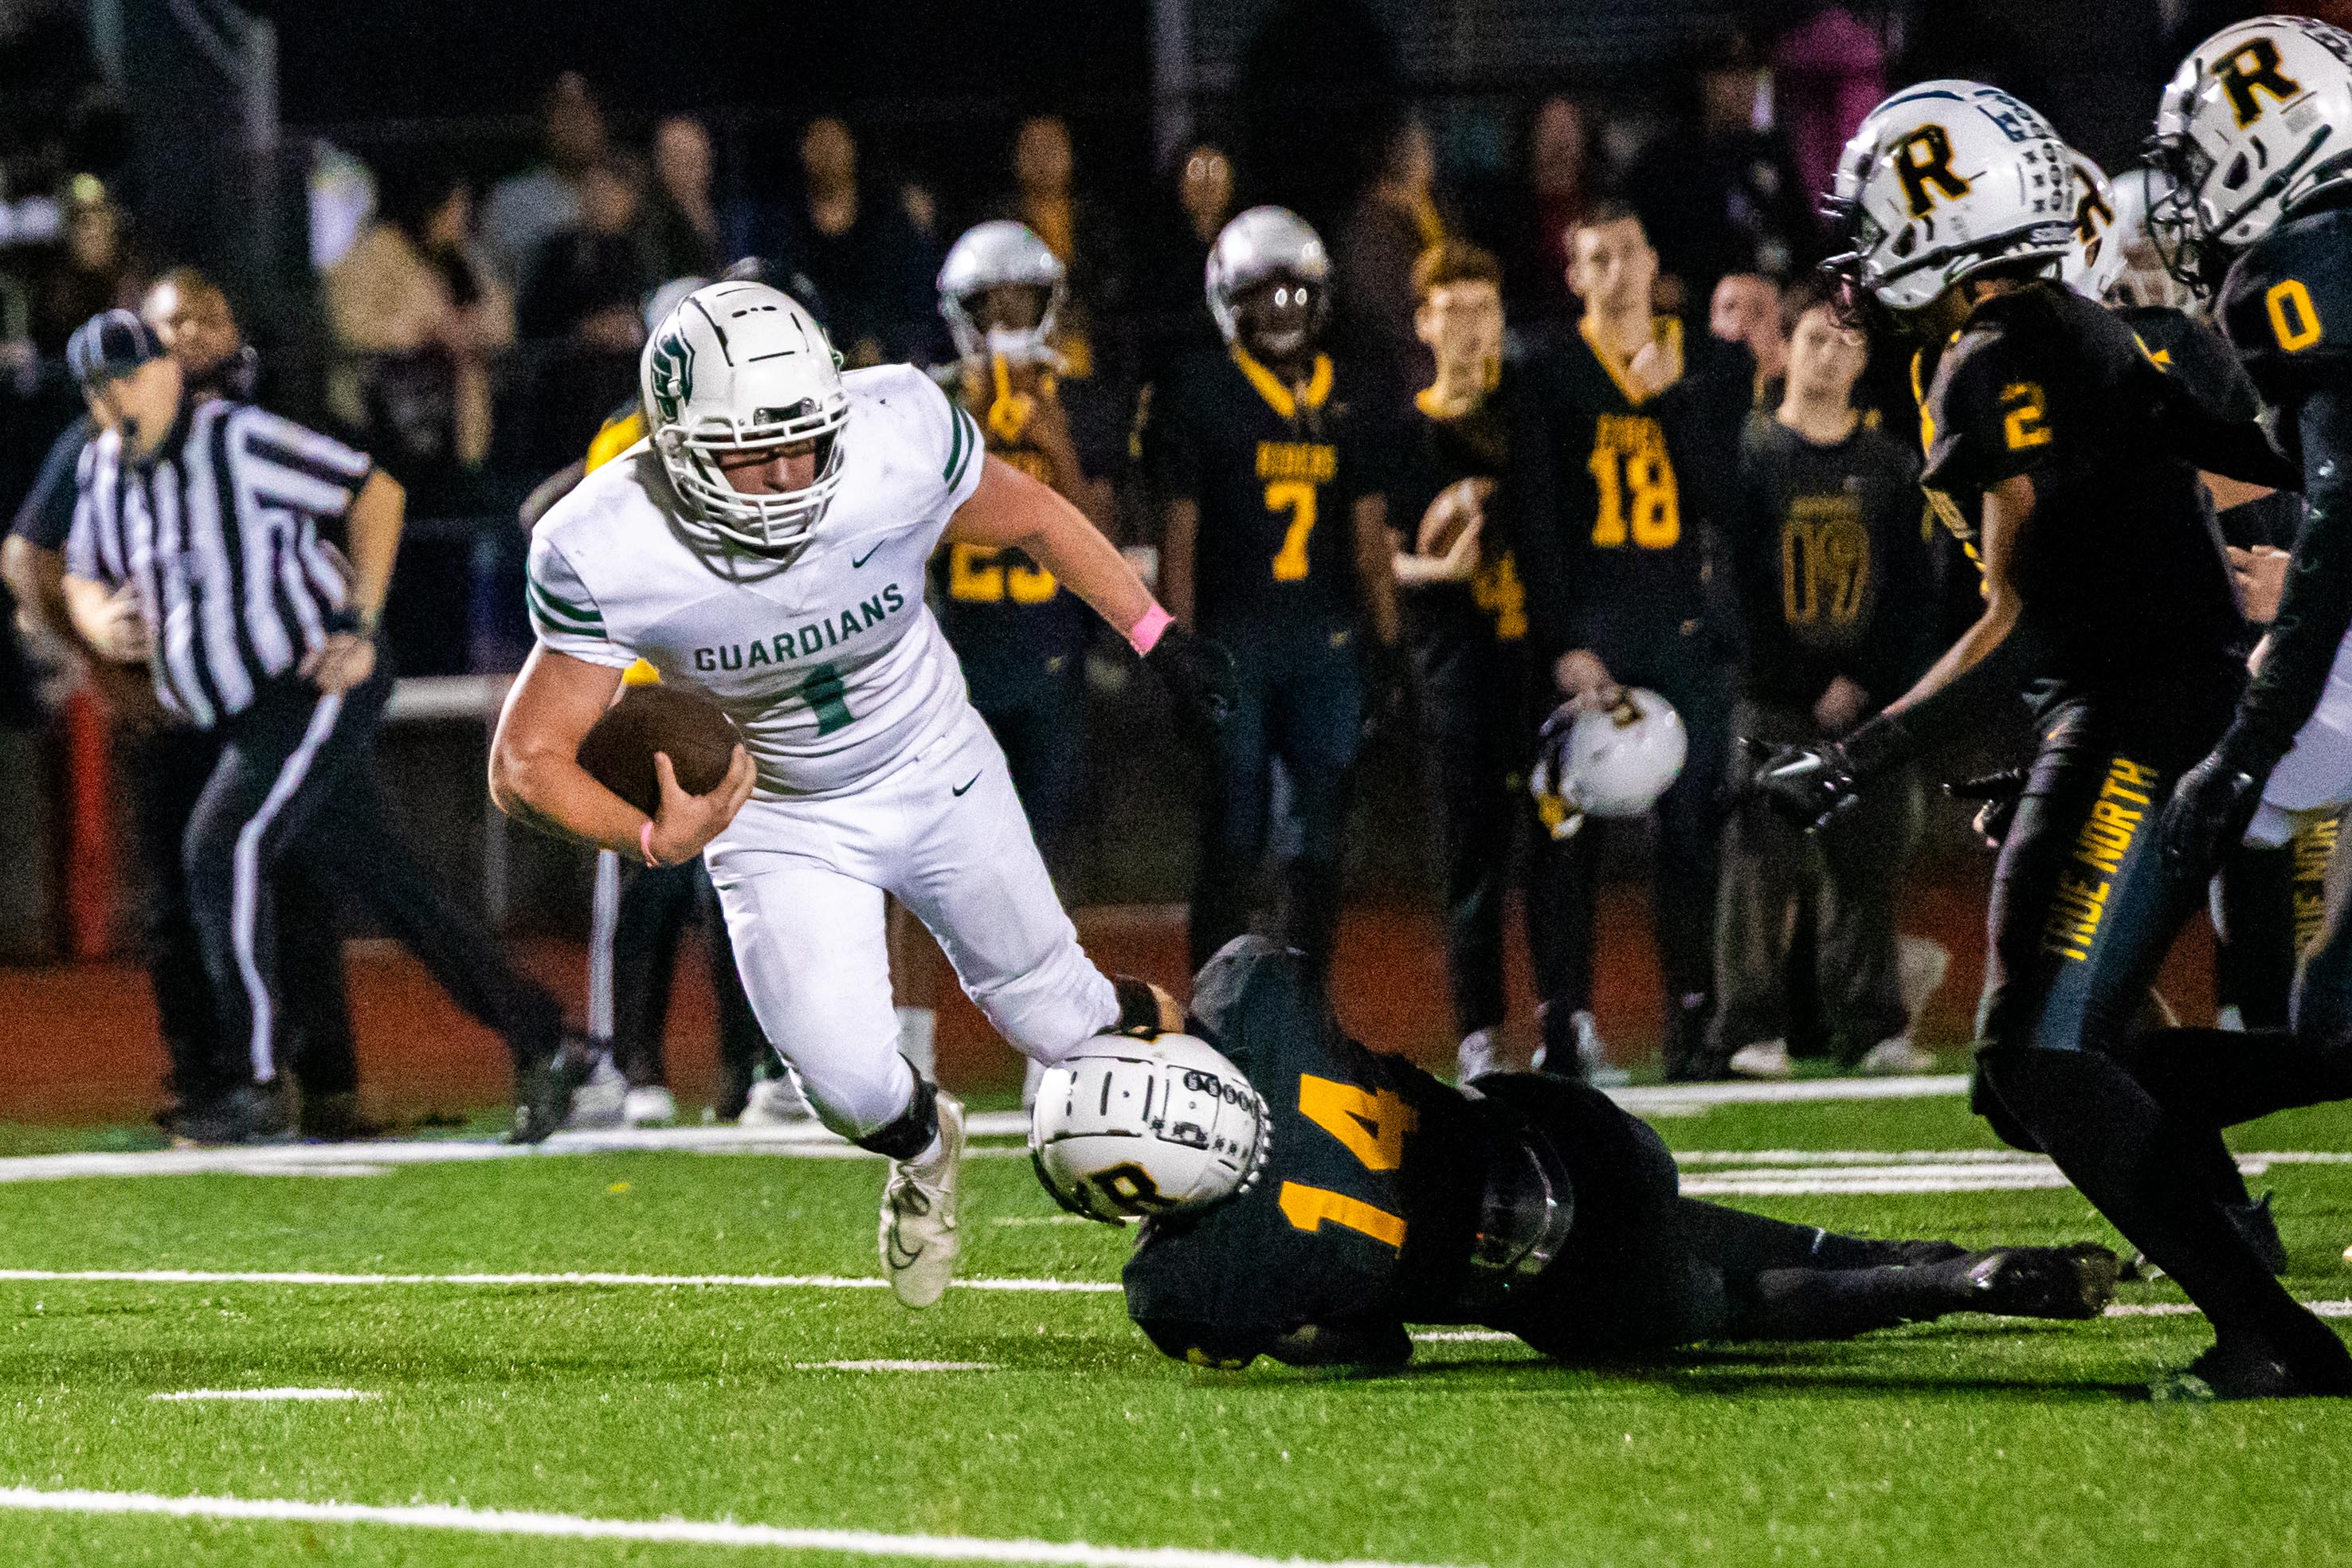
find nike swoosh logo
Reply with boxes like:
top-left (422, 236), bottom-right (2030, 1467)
top-left (951, 773), bottom-right (981, 797)
top-left (851, 543), bottom-right (883, 568)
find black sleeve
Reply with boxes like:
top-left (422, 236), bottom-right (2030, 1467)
top-left (2152, 375), bottom-right (2303, 491)
top-left (1503, 359), bottom-right (1576, 664)
top-left (1856, 490), bottom-right (1938, 701)
top-left (9, 416), bottom-right (92, 551)
top-left (1919, 329), bottom-right (2052, 504)
top-left (2217, 382), bottom-right (2352, 772)
top-left (1721, 439), bottom-right (1777, 680)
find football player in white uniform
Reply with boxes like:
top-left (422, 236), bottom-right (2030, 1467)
top-left (489, 280), bottom-right (1230, 1306)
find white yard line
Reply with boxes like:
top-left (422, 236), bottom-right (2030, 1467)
top-left (0, 1267), bottom-right (1120, 1294)
top-left (2105, 1301), bottom-right (2352, 1319)
top-left (148, 1389), bottom-right (378, 1402)
top-left (0, 1486), bottom-right (1468, 1568)
top-left (795, 1360), bottom-right (1001, 1372)
top-left (1607, 1076), bottom-right (1968, 1111)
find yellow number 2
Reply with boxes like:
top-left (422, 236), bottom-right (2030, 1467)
top-left (1266, 480), bottom-right (1318, 581)
top-left (2001, 382), bottom-right (2052, 451)
top-left (2268, 278), bottom-right (2324, 353)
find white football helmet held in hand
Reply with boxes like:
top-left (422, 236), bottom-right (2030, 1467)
top-left (1030, 1031), bottom-right (1269, 1225)
top-left (2061, 151), bottom-right (2126, 300)
top-left (639, 280), bottom-right (849, 559)
top-left (2152, 14), bottom-right (2352, 294)
top-left (1529, 689), bottom-right (1688, 840)
top-left (937, 220), bottom-right (1066, 364)
top-left (1824, 79), bottom-right (2075, 314)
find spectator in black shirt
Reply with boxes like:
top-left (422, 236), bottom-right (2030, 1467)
top-left (769, 117), bottom-right (940, 369)
top-left (646, 116), bottom-right (723, 283)
top-left (1714, 284), bottom-right (1936, 1080)
top-left (1626, 36), bottom-right (1809, 310)
top-left (519, 152), bottom-right (656, 465)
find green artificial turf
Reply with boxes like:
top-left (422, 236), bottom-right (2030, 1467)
top-left (0, 1093), bottom-right (2347, 1566)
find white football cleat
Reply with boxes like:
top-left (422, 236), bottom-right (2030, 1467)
top-left (1856, 1036), bottom-right (1936, 1076)
top-left (563, 1053), bottom-right (627, 1130)
top-left (1021, 1055), bottom-right (1045, 1111)
top-left (621, 1085), bottom-right (676, 1126)
top-left (1574, 1009), bottom-right (1631, 1086)
top-left (738, 1073), bottom-right (816, 1126)
top-left (880, 1092), bottom-right (964, 1309)
top-left (1727, 1040), bottom-right (1794, 1080)
top-left (1456, 1027), bottom-right (1502, 1083)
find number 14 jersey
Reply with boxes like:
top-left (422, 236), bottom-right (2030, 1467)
top-left (526, 363), bottom-right (989, 800)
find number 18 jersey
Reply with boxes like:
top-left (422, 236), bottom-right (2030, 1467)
top-left (526, 363), bottom-right (988, 800)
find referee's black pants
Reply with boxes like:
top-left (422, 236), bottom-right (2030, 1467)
top-left (1968, 683), bottom-right (2341, 1365)
top-left (129, 723), bottom-right (355, 1104)
top-left (183, 659), bottom-right (563, 1097)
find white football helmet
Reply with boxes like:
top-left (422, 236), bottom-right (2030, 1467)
top-left (1029, 1032), bottom-right (1269, 1225)
top-left (639, 280), bottom-right (849, 558)
top-left (2104, 167), bottom-right (2199, 312)
top-left (1825, 80), bottom-right (2075, 312)
top-left (2060, 152), bottom-right (2127, 300)
top-left (2152, 15), bottom-right (2352, 292)
top-left (1528, 689), bottom-right (1688, 841)
top-left (1205, 206), bottom-right (1330, 346)
top-left (937, 220), bottom-right (1066, 364)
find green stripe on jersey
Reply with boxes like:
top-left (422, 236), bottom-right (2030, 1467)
top-left (526, 575), bottom-right (604, 636)
top-left (944, 406), bottom-right (978, 492)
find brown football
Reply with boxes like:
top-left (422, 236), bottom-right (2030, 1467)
top-left (576, 684), bottom-right (742, 816)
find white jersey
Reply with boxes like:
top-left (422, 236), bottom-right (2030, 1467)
top-left (527, 363), bottom-right (988, 798)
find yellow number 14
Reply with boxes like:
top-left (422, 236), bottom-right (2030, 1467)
top-left (1266, 480), bottom-right (1318, 581)
top-left (1280, 1074), bottom-right (1418, 1251)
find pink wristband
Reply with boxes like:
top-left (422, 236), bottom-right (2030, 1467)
top-left (640, 820), bottom-right (662, 868)
top-left (1127, 602), bottom-right (1174, 656)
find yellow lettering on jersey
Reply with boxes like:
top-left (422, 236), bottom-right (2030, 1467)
top-left (2293, 817), bottom-right (2339, 953)
top-left (1265, 480), bottom-right (1319, 581)
top-left (2001, 383), bottom-right (2052, 450)
top-left (1781, 494), bottom-right (1870, 627)
top-left (2268, 279), bottom-right (2324, 353)
top-left (1298, 1075), bottom-right (1418, 1171)
top-left (2042, 757), bottom-right (2158, 960)
top-left (949, 543), bottom-right (1057, 605)
top-left (1255, 441), bottom-right (1339, 483)
top-left (1472, 551), bottom-right (1527, 641)
top-left (1587, 414), bottom-right (1680, 549)
top-left (1278, 1182), bottom-right (1407, 1249)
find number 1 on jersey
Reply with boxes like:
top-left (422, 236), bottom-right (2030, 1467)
top-left (795, 662), bottom-right (853, 735)
top-left (1280, 1073), bottom-right (1416, 1249)
top-left (1265, 480), bottom-right (1318, 580)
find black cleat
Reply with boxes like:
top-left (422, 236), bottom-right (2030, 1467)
top-left (2152, 1331), bottom-right (2352, 1401)
top-left (298, 1090), bottom-right (390, 1142)
top-left (508, 1036), bottom-right (596, 1145)
top-left (171, 1081), bottom-right (296, 1147)
top-left (1958, 1244), bottom-right (2121, 1320)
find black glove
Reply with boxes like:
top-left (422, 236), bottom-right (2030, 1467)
top-left (1143, 621), bottom-right (1237, 743)
top-left (1748, 715), bottom-right (1911, 832)
top-left (2161, 746), bottom-right (2265, 875)
top-left (1946, 767), bottom-right (2029, 852)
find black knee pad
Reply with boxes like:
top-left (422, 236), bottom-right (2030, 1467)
top-left (854, 1076), bottom-right (939, 1162)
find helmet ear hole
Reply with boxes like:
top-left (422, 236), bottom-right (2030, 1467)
top-left (2223, 151), bottom-right (2253, 190)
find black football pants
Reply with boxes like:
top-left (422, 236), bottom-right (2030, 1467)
top-left (1191, 622), bottom-right (1363, 977)
top-left (1413, 633), bottom-right (1588, 1049)
top-left (1968, 692), bottom-right (2334, 1356)
top-left (606, 856), bottom-right (770, 1116)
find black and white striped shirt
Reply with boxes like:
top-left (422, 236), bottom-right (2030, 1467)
top-left (65, 399), bottom-right (374, 728)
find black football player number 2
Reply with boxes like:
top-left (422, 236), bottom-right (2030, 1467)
top-left (1277, 1074), bottom-right (1418, 1249)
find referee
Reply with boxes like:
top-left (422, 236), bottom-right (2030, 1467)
top-left (61, 308), bottom-right (589, 1143)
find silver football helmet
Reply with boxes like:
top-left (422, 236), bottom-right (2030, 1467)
top-left (1530, 690), bottom-right (1688, 841)
top-left (2152, 14), bottom-right (2352, 292)
top-left (2061, 151), bottom-right (2127, 301)
top-left (1029, 1031), bottom-right (1270, 1225)
top-left (1824, 80), bottom-right (2074, 313)
top-left (936, 220), bottom-right (1066, 364)
top-left (2104, 167), bottom-right (2199, 312)
top-left (639, 280), bottom-right (849, 559)
top-left (1205, 205), bottom-right (1330, 347)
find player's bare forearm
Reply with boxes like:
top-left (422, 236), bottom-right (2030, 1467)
top-left (1161, 498), bottom-right (1198, 626)
top-left (1351, 493), bottom-right (1400, 645)
top-left (489, 645), bottom-right (643, 853)
top-left (948, 454), bottom-right (1154, 633)
top-left (343, 469), bottom-right (406, 623)
top-left (1881, 472), bottom-right (2032, 742)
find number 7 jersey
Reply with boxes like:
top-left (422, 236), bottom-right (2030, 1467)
top-left (526, 364), bottom-right (989, 799)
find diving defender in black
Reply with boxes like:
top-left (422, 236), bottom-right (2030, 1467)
top-left (1123, 938), bottom-right (2118, 1370)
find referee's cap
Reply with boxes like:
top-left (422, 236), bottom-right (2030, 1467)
top-left (66, 308), bottom-right (164, 387)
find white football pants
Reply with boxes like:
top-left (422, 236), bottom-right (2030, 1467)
top-left (706, 704), bottom-right (1116, 1139)
top-left (2250, 627), bottom-right (2352, 847)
